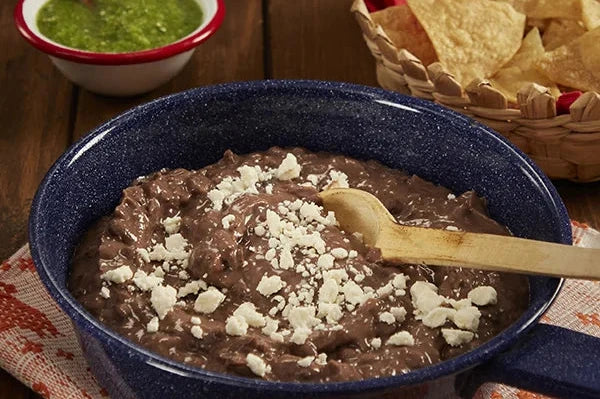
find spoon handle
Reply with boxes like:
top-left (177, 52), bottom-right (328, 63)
top-left (378, 223), bottom-right (600, 280)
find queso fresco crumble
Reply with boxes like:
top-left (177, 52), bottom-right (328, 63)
top-left (69, 147), bottom-right (528, 382)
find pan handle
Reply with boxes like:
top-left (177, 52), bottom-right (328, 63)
top-left (456, 324), bottom-right (600, 399)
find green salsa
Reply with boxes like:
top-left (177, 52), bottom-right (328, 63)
top-left (37, 0), bottom-right (204, 53)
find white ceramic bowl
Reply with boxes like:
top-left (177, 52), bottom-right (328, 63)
top-left (15, 0), bottom-right (225, 96)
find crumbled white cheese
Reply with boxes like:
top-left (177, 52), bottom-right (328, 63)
top-left (191, 325), bottom-right (204, 339)
top-left (317, 254), bottom-right (335, 269)
top-left (221, 214), bottom-right (235, 229)
top-left (288, 306), bottom-right (321, 329)
top-left (194, 288), bottom-right (226, 314)
top-left (441, 328), bottom-right (474, 347)
top-left (225, 315), bottom-right (249, 336)
top-left (341, 280), bottom-right (368, 305)
top-left (163, 216), bottom-right (181, 235)
top-left (318, 278), bottom-right (339, 303)
top-left (207, 190), bottom-right (225, 211)
top-left (147, 235), bottom-right (190, 266)
top-left (100, 265), bottom-right (133, 284)
top-left (445, 226), bottom-right (459, 231)
top-left (164, 234), bottom-right (189, 257)
top-left (422, 307), bottom-right (456, 328)
top-left (276, 153), bottom-right (302, 180)
top-left (233, 302), bottom-right (266, 327)
top-left (392, 274), bottom-right (408, 289)
top-left (390, 306), bottom-right (407, 323)
top-left (132, 270), bottom-right (163, 291)
top-left (136, 248), bottom-right (151, 263)
top-left (379, 312), bottom-right (395, 324)
top-left (261, 317), bottom-right (279, 335)
top-left (386, 331), bottom-right (415, 346)
top-left (270, 332), bottom-right (284, 342)
top-left (468, 286), bottom-right (498, 306)
top-left (371, 337), bottom-right (382, 349)
top-left (306, 174), bottom-right (321, 186)
top-left (317, 302), bottom-right (343, 323)
top-left (146, 316), bottom-right (159, 333)
top-left (410, 281), bottom-right (444, 314)
top-left (297, 356), bottom-right (315, 367)
top-left (257, 275), bottom-right (284, 297)
top-left (246, 353), bottom-right (271, 377)
top-left (315, 353), bottom-right (328, 365)
top-left (178, 270), bottom-right (189, 280)
top-left (322, 269), bottom-right (349, 284)
top-left (100, 286), bottom-right (110, 299)
top-left (150, 285), bottom-right (177, 319)
top-left (447, 193), bottom-right (456, 200)
top-left (266, 210), bottom-right (282, 237)
top-left (254, 225), bottom-right (266, 236)
top-left (324, 170), bottom-right (350, 189)
top-left (330, 247), bottom-right (348, 259)
top-left (177, 279), bottom-right (207, 298)
top-left (191, 316), bottom-right (201, 325)
top-left (377, 282), bottom-right (394, 297)
top-left (206, 165), bottom-right (268, 211)
top-left (279, 247), bottom-right (294, 270)
top-left (452, 306), bottom-right (481, 331)
top-left (447, 298), bottom-right (472, 310)
top-left (290, 327), bottom-right (312, 345)
top-left (265, 248), bottom-right (277, 261)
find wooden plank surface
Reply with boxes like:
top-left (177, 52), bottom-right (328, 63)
top-left (0, 0), bottom-right (74, 260)
top-left (555, 181), bottom-right (600, 228)
top-left (0, 0), bottom-right (73, 396)
top-left (0, 369), bottom-right (37, 399)
top-left (268, 0), bottom-right (377, 84)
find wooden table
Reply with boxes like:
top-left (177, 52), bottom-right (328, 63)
top-left (1, 0), bottom-right (599, 396)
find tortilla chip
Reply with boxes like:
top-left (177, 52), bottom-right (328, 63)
top-left (490, 28), bottom-right (560, 103)
top-left (505, 27), bottom-right (545, 68)
top-left (498, 0), bottom-right (599, 29)
top-left (542, 19), bottom-right (587, 51)
top-left (526, 18), bottom-right (549, 31)
top-left (537, 27), bottom-right (600, 92)
top-left (406, 0), bottom-right (525, 86)
top-left (495, 0), bottom-right (583, 20)
top-left (581, 0), bottom-right (600, 30)
top-left (493, 0), bottom-right (529, 14)
top-left (371, 5), bottom-right (437, 65)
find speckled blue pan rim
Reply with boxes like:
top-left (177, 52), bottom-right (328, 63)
top-left (29, 80), bottom-right (571, 394)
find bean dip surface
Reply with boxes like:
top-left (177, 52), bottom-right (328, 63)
top-left (70, 147), bottom-right (528, 382)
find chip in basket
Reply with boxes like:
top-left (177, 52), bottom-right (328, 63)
top-left (580, 0), bottom-right (600, 30)
top-left (406, 0), bottom-right (525, 87)
top-left (495, 0), bottom-right (582, 20)
top-left (497, 0), bottom-right (600, 30)
top-left (490, 28), bottom-right (559, 103)
top-left (371, 4), bottom-right (437, 65)
top-left (537, 27), bottom-right (600, 93)
top-left (542, 19), bottom-right (587, 51)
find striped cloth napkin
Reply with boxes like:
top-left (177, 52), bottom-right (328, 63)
top-left (1, 222), bottom-right (599, 399)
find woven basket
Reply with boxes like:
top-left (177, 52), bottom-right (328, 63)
top-left (351, 0), bottom-right (600, 183)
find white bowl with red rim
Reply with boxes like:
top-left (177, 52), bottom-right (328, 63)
top-left (14, 0), bottom-right (225, 96)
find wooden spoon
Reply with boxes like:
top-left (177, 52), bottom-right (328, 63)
top-left (319, 188), bottom-right (600, 280)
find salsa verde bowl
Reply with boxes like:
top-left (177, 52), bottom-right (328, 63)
top-left (14, 0), bottom-right (225, 96)
top-left (29, 81), bottom-right (600, 398)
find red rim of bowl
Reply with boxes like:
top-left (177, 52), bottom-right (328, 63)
top-left (14, 0), bottom-right (225, 65)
